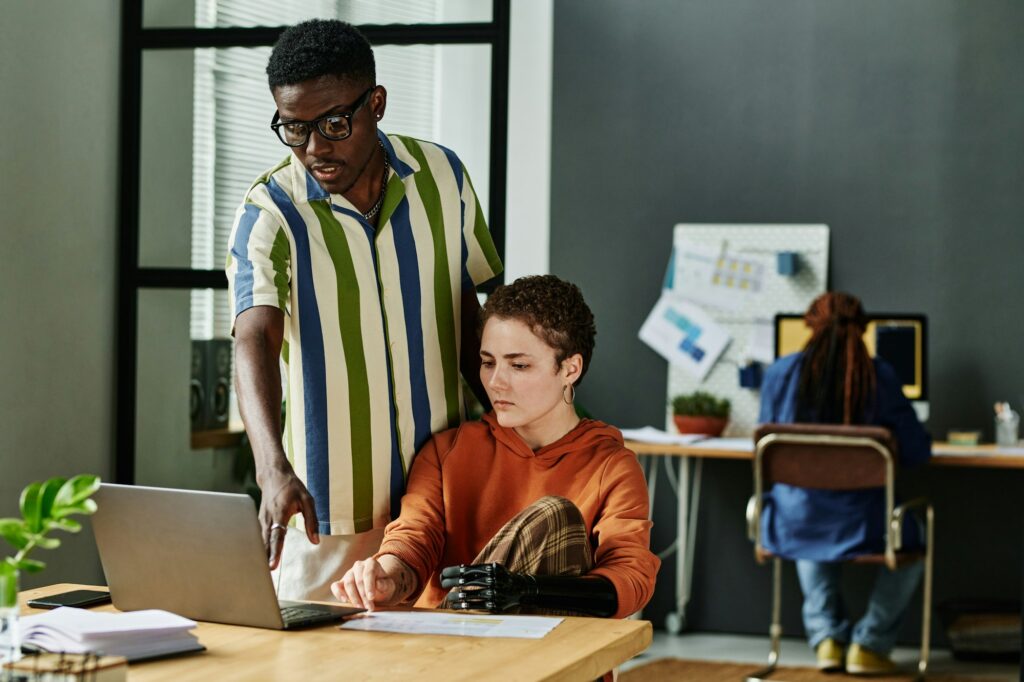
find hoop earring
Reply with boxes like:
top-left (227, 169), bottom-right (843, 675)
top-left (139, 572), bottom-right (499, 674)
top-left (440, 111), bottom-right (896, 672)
top-left (562, 384), bottom-right (575, 405)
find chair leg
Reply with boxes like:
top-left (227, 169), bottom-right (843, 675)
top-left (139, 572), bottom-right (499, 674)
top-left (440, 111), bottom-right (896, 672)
top-left (916, 505), bottom-right (934, 680)
top-left (746, 557), bottom-right (783, 681)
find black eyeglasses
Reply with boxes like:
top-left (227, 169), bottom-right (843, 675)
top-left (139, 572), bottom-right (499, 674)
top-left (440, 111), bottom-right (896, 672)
top-left (270, 86), bottom-right (376, 147)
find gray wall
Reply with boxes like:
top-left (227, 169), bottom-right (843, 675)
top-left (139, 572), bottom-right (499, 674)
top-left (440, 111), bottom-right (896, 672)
top-left (552, 1), bottom-right (1024, 637)
top-left (0, 0), bottom-right (243, 591)
top-left (0, 0), bottom-right (121, 588)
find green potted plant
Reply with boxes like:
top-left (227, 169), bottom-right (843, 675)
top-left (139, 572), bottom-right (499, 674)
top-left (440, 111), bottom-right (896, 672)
top-left (671, 391), bottom-right (730, 436)
top-left (0, 475), bottom-right (100, 662)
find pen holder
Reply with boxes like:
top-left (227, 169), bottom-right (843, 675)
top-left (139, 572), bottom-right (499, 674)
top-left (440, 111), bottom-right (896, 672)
top-left (995, 413), bottom-right (1019, 447)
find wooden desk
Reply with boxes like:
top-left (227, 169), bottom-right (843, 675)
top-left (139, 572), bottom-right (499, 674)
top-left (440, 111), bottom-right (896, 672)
top-left (626, 439), bottom-right (1024, 469)
top-left (626, 437), bottom-right (1024, 634)
top-left (17, 584), bottom-right (650, 682)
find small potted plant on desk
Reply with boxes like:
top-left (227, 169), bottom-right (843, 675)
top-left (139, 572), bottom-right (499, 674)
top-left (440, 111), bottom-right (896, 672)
top-left (0, 475), bottom-right (100, 663)
top-left (671, 391), bottom-right (730, 437)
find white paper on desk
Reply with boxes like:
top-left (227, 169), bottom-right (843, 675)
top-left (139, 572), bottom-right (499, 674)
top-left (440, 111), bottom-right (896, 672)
top-left (638, 293), bottom-right (730, 380)
top-left (689, 437), bottom-right (755, 452)
top-left (340, 611), bottom-right (562, 639)
top-left (619, 426), bottom-right (707, 446)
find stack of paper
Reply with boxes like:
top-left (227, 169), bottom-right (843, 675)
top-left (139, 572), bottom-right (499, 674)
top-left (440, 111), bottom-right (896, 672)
top-left (19, 607), bottom-right (204, 661)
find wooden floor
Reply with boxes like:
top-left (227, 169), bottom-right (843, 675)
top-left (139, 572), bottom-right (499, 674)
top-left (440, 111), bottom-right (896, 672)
top-left (622, 632), bottom-right (1018, 681)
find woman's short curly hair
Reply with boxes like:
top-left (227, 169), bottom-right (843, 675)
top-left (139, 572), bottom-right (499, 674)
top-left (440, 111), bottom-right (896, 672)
top-left (480, 275), bottom-right (597, 385)
top-left (267, 19), bottom-right (375, 90)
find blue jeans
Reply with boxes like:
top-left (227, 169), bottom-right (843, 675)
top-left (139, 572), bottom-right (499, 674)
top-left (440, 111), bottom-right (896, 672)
top-left (796, 559), bottom-right (923, 655)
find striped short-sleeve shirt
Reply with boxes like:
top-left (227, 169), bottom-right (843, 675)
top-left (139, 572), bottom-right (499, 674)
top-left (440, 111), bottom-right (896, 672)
top-left (226, 131), bottom-right (502, 535)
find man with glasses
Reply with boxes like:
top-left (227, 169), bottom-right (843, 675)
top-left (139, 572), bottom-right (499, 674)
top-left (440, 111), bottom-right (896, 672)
top-left (226, 19), bottom-right (502, 600)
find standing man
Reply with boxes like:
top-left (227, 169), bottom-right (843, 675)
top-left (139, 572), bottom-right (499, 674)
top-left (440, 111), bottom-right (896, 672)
top-left (226, 19), bottom-right (502, 600)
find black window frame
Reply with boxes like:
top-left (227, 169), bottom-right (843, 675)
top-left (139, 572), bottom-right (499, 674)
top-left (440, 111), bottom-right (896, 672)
top-left (116, 1), bottom-right (511, 484)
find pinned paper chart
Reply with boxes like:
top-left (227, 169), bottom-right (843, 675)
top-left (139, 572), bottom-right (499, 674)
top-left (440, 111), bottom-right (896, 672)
top-left (670, 240), bottom-right (768, 311)
top-left (711, 253), bottom-right (765, 293)
top-left (639, 294), bottom-right (730, 380)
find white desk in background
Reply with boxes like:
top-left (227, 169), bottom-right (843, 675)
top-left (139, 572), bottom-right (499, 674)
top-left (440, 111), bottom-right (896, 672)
top-left (625, 437), bottom-right (1024, 634)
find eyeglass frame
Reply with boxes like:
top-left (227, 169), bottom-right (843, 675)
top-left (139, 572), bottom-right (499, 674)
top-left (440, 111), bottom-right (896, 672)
top-left (269, 85), bottom-right (377, 147)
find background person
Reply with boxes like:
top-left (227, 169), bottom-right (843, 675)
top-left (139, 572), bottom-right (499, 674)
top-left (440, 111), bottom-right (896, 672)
top-left (332, 275), bottom-right (660, 618)
top-left (227, 19), bottom-right (501, 600)
top-left (758, 291), bottom-right (931, 675)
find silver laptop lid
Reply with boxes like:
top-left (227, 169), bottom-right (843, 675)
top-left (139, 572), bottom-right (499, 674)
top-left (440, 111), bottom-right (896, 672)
top-left (91, 483), bottom-right (285, 629)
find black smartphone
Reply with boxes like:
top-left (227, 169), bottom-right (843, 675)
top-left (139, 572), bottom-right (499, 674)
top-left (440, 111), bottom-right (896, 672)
top-left (27, 589), bottom-right (112, 609)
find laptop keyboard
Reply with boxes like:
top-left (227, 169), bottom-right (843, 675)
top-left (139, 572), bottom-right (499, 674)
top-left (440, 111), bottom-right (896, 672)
top-left (280, 605), bottom-right (332, 624)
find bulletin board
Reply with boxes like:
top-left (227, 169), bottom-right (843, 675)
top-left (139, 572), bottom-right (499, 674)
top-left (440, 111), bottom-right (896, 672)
top-left (660, 224), bottom-right (830, 436)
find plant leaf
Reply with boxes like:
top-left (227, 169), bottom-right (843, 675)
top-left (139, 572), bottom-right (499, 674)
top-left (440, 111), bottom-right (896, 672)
top-left (52, 499), bottom-right (98, 519)
top-left (31, 535), bottom-right (61, 550)
top-left (14, 558), bottom-right (46, 573)
top-left (0, 518), bottom-right (29, 551)
top-left (37, 477), bottom-right (67, 523)
top-left (59, 475), bottom-right (101, 507)
top-left (19, 482), bottom-right (43, 533)
top-left (44, 517), bottom-right (82, 533)
top-left (0, 563), bottom-right (16, 607)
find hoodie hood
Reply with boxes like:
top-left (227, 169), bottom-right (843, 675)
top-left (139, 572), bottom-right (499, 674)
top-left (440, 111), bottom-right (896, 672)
top-left (481, 411), bottom-right (625, 468)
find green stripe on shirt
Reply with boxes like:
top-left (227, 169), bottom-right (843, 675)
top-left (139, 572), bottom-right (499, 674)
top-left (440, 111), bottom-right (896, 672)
top-left (405, 139), bottom-right (461, 427)
top-left (270, 228), bottom-right (291, 310)
top-left (465, 170), bottom-right (503, 276)
top-left (311, 201), bottom-right (375, 532)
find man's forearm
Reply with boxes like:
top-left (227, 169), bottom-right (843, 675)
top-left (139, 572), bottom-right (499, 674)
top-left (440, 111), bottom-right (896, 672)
top-left (235, 327), bottom-right (289, 482)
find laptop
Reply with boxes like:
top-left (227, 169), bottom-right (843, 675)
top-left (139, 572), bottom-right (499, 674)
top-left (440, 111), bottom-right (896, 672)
top-left (91, 483), bottom-right (364, 629)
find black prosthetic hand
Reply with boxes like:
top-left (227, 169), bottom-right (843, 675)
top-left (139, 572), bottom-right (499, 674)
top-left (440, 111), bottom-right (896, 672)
top-left (440, 563), bottom-right (618, 617)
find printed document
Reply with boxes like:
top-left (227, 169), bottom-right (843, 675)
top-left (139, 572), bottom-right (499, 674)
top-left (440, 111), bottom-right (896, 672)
top-left (340, 611), bottom-right (562, 639)
top-left (639, 293), bottom-right (731, 380)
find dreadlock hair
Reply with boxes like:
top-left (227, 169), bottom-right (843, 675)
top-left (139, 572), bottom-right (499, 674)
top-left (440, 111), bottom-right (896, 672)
top-left (266, 19), bottom-right (375, 90)
top-left (796, 292), bottom-right (877, 425)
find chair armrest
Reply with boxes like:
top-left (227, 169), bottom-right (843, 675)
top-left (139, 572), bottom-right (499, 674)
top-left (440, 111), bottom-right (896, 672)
top-left (890, 497), bottom-right (931, 552)
top-left (746, 494), bottom-right (759, 541)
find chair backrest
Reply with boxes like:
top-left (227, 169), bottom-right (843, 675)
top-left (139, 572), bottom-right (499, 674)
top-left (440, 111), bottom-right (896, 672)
top-left (751, 423), bottom-right (899, 564)
top-left (753, 423), bottom-right (898, 490)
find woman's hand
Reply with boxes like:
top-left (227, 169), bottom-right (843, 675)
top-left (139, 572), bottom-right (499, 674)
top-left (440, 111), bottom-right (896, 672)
top-left (332, 555), bottom-right (416, 611)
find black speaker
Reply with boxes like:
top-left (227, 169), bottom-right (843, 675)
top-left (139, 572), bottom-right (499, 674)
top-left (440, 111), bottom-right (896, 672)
top-left (190, 341), bottom-right (206, 432)
top-left (191, 339), bottom-right (232, 431)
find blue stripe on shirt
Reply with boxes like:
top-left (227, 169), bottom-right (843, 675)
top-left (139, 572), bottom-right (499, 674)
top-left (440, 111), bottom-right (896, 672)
top-left (230, 204), bottom-right (262, 315)
top-left (437, 146), bottom-right (473, 290)
top-left (389, 198), bottom-right (432, 458)
top-left (266, 178), bottom-right (332, 531)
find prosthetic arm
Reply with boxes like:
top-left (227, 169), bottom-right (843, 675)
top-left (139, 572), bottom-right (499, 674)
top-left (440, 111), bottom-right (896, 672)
top-left (440, 563), bottom-right (618, 617)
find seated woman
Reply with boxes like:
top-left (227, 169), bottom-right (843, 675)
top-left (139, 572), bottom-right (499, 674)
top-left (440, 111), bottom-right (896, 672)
top-left (758, 292), bottom-right (931, 676)
top-left (333, 275), bottom-right (659, 619)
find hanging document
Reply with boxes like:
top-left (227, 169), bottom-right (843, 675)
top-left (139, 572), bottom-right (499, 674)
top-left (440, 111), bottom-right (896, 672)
top-left (639, 293), bottom-right (731, 380)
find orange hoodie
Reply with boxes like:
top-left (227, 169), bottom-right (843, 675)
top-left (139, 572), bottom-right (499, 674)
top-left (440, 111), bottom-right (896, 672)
top-left (376, 413), bottom-right (660, 619)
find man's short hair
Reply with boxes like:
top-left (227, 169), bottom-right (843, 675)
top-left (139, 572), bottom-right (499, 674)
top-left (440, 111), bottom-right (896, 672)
top-left (267, 19), bottom-right (376, 90)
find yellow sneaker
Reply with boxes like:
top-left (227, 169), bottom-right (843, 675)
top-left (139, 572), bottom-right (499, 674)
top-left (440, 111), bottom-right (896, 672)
top-left (815, 638), bottom-right (845, 672)
top-left (846, 643), bottom-right (897, 675)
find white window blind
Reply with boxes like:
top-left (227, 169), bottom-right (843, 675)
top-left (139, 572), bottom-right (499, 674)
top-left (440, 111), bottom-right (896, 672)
top-left (189, 0), bottom-right (442, 341)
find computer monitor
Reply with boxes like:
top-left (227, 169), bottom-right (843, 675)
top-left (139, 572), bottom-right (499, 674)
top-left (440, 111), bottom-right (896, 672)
top-left (774, 313), bottom-right (928, 401)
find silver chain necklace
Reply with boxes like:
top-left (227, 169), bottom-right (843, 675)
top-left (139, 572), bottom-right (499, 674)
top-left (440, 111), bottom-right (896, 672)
top-left (363, 142), bottom-right (390, 222)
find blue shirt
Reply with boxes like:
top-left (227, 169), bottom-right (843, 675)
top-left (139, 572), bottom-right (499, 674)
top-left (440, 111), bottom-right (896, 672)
top-left (758, 352), bottom-right (931, 561)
